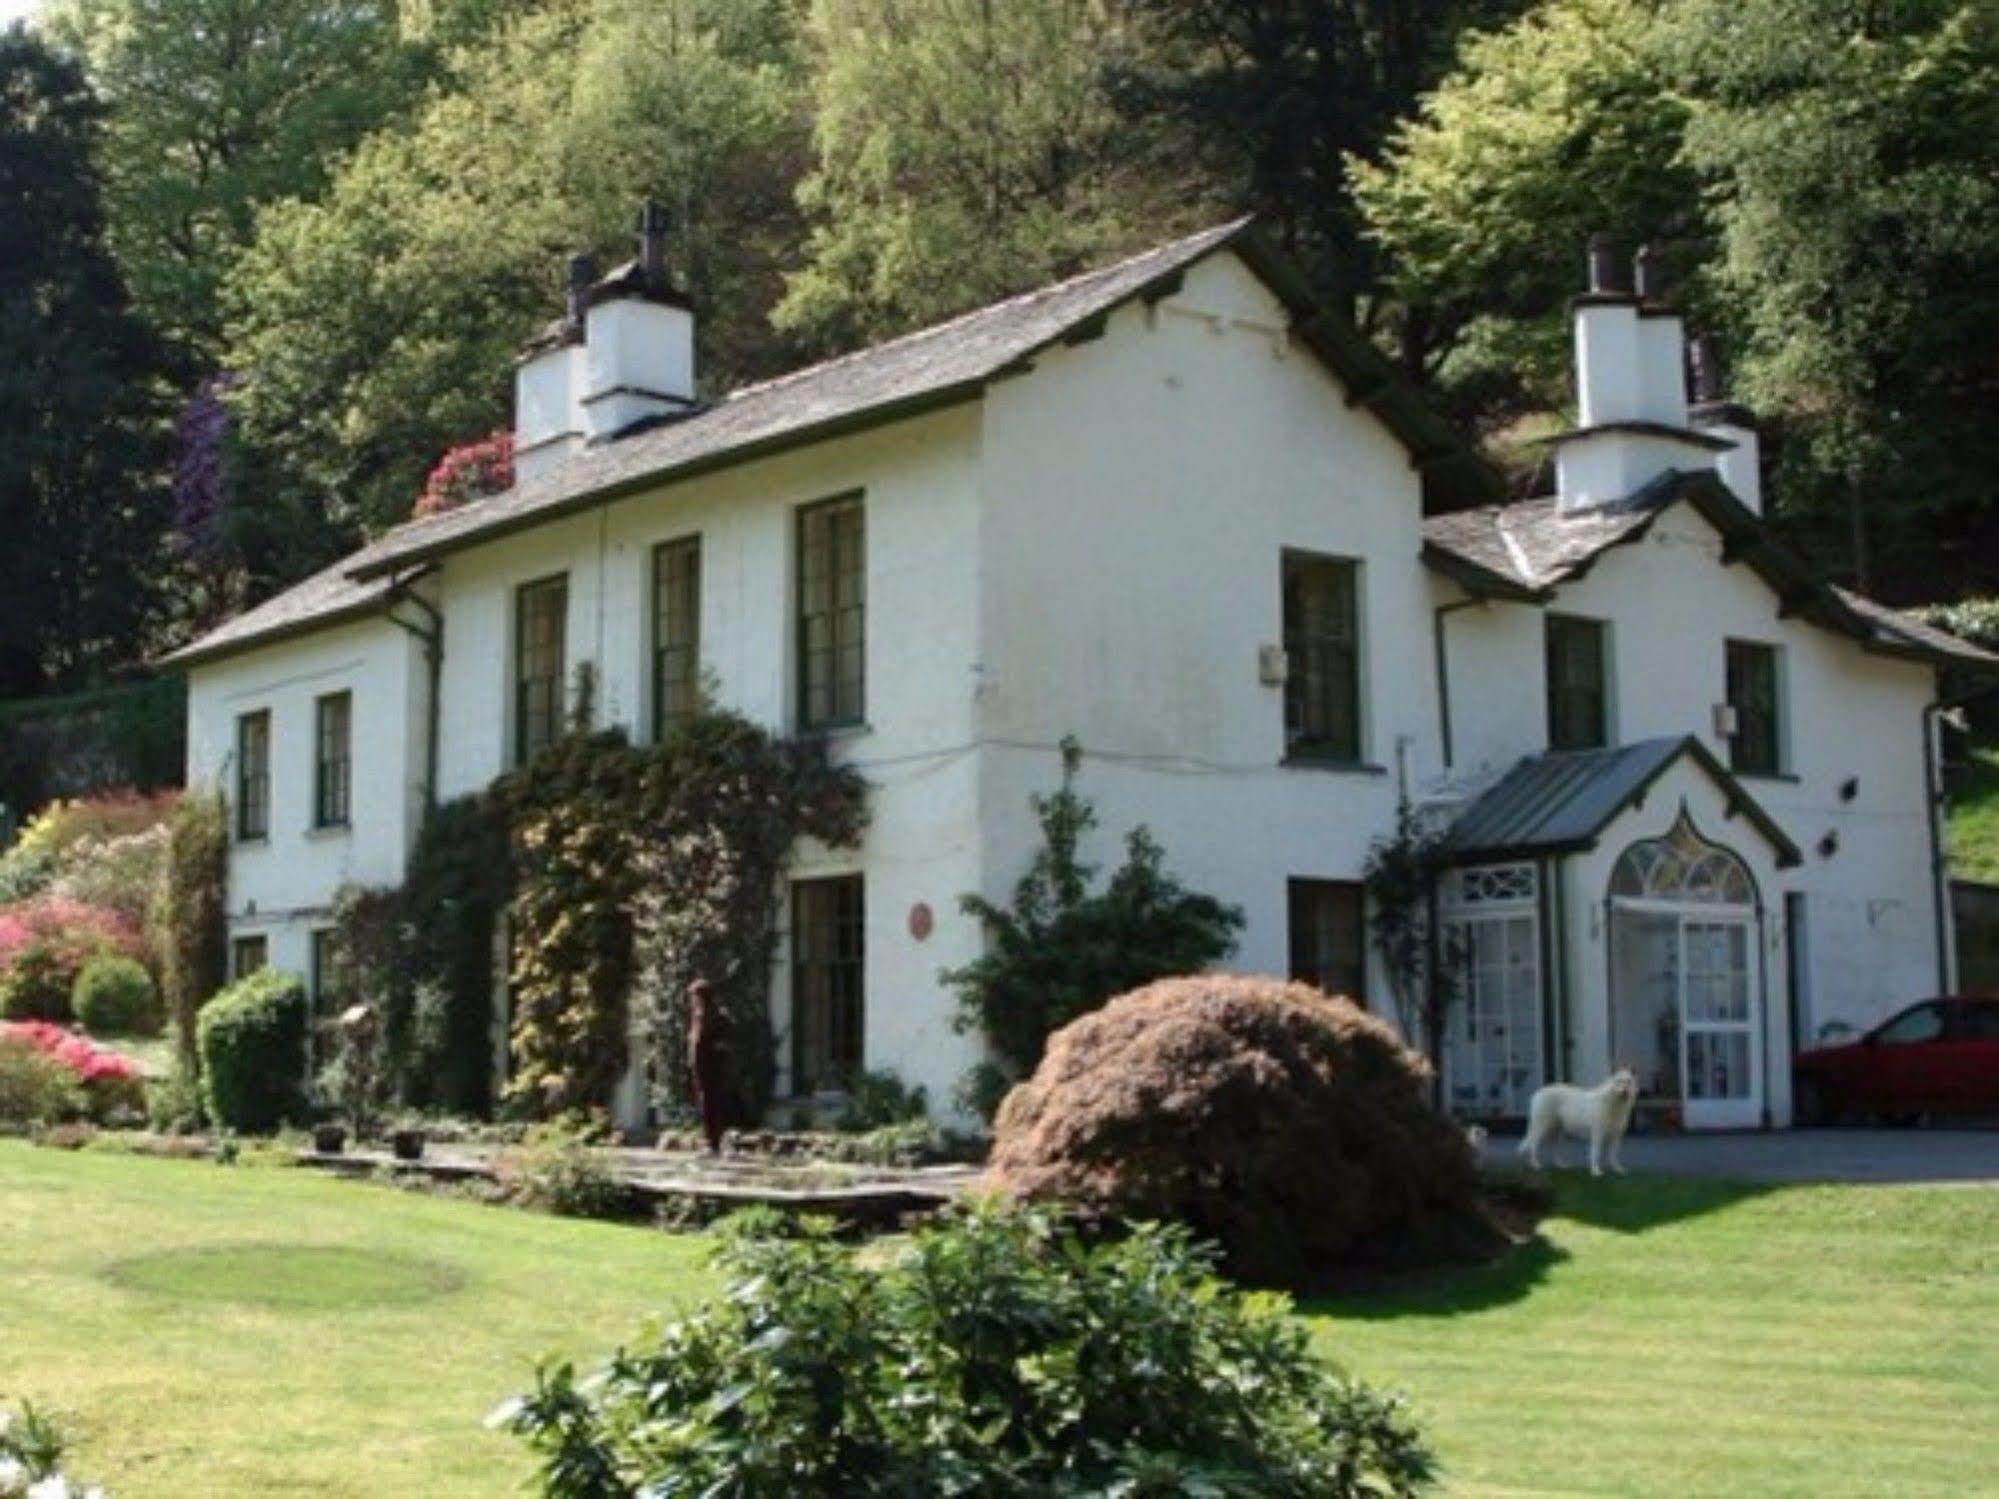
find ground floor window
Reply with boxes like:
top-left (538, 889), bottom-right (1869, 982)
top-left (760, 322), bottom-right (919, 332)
top-left (309, 928), bottom-right (345, 1015)
top-left (230, 934), bottom-right (268, 979)
top-left (1287, 879), bottom-right (1365, 1000)
top-left (791, 875), bottom-right (864, 1094)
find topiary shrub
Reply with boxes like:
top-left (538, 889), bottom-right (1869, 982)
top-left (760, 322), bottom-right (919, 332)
top-left (73, 954), bottom-right (160, 1036)
top-left (495, 1202), bottom-right (1435, 1497)
top-left (197, 968), bottom-right (309, 1132)
top-left (990, 975), bottom-right (1503, 1291)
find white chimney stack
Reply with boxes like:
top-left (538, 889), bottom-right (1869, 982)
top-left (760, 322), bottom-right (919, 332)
top-left (513, 202), bottom-right (696, 486)
top-left (1553, 237), bottom-right (1727, 514)
top-left (1690, 334), bottom-right (1763, 515)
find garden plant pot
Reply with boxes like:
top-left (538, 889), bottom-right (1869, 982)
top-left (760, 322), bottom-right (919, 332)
top-left (312, 1123), bottom-right (348, 1155)
top-left (391, 1128), bottom-right (426, 1162)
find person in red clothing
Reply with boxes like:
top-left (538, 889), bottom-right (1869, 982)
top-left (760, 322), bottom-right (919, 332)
top-left (687, 978), bottom-right (727, 1153)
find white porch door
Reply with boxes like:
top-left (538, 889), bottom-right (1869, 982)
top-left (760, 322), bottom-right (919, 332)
top-left (1679, 916), bottom-right (1759, 1129)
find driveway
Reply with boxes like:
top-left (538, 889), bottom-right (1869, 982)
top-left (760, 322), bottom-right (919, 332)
top-left (1482, 1126), bottom-right (1999, 1184)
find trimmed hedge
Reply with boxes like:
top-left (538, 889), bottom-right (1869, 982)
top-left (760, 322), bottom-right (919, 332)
top-left (991, 974), bottom-right (1504, 1290)
top-left (197, 968), bottom-right (308, 1132)
top-left (73, 954), bottom-right (159, 1036)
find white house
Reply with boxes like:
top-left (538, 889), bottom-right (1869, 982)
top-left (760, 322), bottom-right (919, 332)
top-left (169, 215), bottom-right (1993, 1130)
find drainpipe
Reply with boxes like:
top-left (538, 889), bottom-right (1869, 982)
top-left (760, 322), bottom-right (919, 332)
top-left (1922, 682), bottom-right (1999, 993)
top-left (1433, 598), bottom-right (1481, 771)
top-left (387, 568), bottom-right (444, 827)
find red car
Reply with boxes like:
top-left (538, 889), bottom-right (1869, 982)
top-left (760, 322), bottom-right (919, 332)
top-left (1794, 996), bottom-right (1999, 1124)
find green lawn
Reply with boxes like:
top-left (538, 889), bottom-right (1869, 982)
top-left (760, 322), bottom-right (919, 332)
top-left (2, 1145), bottom-right (1995, 1497)
top-left (1949, 745), bottom-right (1999, 881)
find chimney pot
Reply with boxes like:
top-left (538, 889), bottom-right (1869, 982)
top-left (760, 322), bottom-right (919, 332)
top-left (1690, 334), bottom-right (1725, 405)
top-left (637, 200), bottom-right (671, 294)
top-left (565, 253), bottom-right (596, 331)
top-left (1587, 233), bottom-right (1629, 294)
top-left (1635, 243), bottom-right (1670, 301)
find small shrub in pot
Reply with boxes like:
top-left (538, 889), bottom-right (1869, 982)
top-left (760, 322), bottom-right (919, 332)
top-left (990, 974), bottom-right (1503, 1290)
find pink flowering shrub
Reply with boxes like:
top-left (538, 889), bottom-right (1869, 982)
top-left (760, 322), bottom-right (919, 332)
top-left (413, 430), bottom-right (513, 519)
top-left (0, 1020), bottom-right (143, 1121)
top-left (0, 897), bottom-right (148, 1022)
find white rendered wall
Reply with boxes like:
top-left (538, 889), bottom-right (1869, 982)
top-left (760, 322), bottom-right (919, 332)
top-left (426, 405), bottom-right (991, 1116)
top-left (1441, 502), bottom-right (1942, 1047)
top-left (185, 617), bottom-right (425, 985)
top-left (973, 251), bottom-right (1442, 1024)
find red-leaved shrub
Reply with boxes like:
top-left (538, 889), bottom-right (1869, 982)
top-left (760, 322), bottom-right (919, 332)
top-left (1, 1020), bottom-right (144, 1120)
top-left (989, 975), bottom-right (1503, 1290)
top-left (413, 430), bottom-right (513, 519)
top-left (0, 897), bottom-right (148, 1022)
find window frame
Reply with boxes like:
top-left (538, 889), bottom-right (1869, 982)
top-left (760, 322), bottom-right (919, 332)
top-left (1287, 878), bottom-right (1367, 1002)
top-left (1544, 613), bottom-right (1610, 751)
top-left (650, 535), bottom-right (703, 741)
top-left (235, 709), bottom-right (271, 842)
top-left (312, 690), bottom-right (352, 830)
top-left (790, 874), bottom-right (865, 1095)
top-left (796, 493), bottom-right (867, 733)
top-left (1281, 550), bottom-right (1364, 764)
top-left (1725, 638), bottom-right (1785, 777)
top-left (230, 934), bottom-right (268, 980)
top-left (513, 573), bottom-right (569, 767)
top-left (309, 928), bottom-right (345, 1016)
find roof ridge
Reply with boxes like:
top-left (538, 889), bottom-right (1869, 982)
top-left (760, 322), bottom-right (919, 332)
top-left (714, 217), bottom-right (1251, 409)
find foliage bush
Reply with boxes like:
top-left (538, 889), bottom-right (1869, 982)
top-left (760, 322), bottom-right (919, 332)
top-left (72, 955), bottom-right (160, 1036)
top-left (496, 1126), bottom-right (636, 1220)
top-left (0, 1020), bottom-right (142, 1123)
top-left (495, 1201), bottom-right (1434, 1497)
top-left (990, 975), bottom-right (1503, 1291)
top-left (948, 739), bottom-right (1243, 1103)
top-left (0, 1033), bottom-right (84, 1126)
top-left (834, 1068), bottom-right (926, 1131)
top-left (0, 1396), bottom-right (108, 1496)
top-left (150, 788), bottom-right (227, 1075)
top-left (196, 968), bottom-right (309, 1132)
top-left (0, 897), bottom-right (147, 1022)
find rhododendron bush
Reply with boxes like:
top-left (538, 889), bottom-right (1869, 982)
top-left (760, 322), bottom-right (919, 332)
top-left (412, 430), bottom-right (512, 519)
top-left (0, 1021), bottom-right (142, 1121)
top-left (0, 898), bottom-right (149, 1023)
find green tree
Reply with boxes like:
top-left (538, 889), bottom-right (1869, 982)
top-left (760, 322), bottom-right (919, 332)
top-left (1358, 0), bottom-right (1999, 596)
top-left (0, 24), bottom-right (164, 694)
top-left (222, 0), bottom-right (807, 541)
top-left (1110, 0), bottom-right (1525, 346)
top-left (775, 0), bottom-right (1193, 349)
top-left (41, 0), bottom-right (429, 361)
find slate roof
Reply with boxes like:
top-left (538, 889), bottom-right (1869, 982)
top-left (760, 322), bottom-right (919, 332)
top-left (168, 218), bottom-right (1500, 667)
top-left (1421, 469), bottom-right (1999, 674)
top-left (1446, 734), bottom-right (1802, 867)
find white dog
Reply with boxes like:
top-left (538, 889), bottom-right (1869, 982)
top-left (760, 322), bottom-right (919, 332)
top-left (1518, 1070), bottom-right (1639, 1177)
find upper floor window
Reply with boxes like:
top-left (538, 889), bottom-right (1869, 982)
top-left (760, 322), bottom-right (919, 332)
top-left (1288, 878), bottom-right (1365, 1001)
top-left (515, 575), bottom-right (568, 765)
top-left (791, 874), bottom-right (865, 1094)
top-left (1282, 552), bottom-right (1361, 762)
top-left (1725, 639), bottom-right (1783, 776)
top-left (1545, 614), bottom-right (1609, 751)
top-left (235, 710), bottom-right (270, 841)
top-left (652, 536), bottom-right (702, 739)
top-left (797, 495), bottom-right (865, 730)
top-left (313, 691), bottom-right (351, 828)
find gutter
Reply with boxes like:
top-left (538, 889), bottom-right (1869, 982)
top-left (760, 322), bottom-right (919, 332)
top-left (385, 567), bottom-right (444, 826)
top-left (1922, 681), bottom-right (1999, 993)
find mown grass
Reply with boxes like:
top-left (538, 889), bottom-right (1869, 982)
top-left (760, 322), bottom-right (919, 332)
top-left (2, 1142), bottom-right (1994, 1496)
top-left (1305, 1175), bottom-right (1999, 1497)
top-left (1948, 745), bottom-right (1999, 881)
